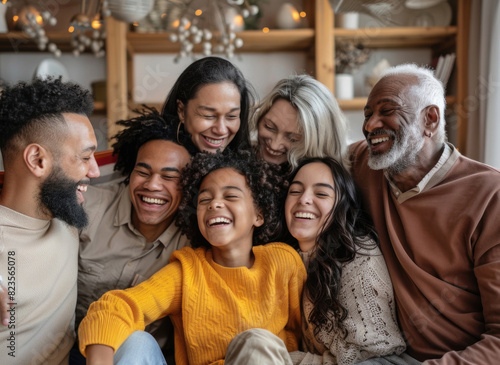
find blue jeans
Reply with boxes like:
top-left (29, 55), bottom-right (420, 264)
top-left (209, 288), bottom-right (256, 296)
top-left (114, 331), bottom-right (167, 365)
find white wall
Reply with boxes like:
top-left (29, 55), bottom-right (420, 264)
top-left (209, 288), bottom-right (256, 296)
top-left (0, 53), bottom-right (106, 91)
top-left (132, 52), bottom-right (309, 105)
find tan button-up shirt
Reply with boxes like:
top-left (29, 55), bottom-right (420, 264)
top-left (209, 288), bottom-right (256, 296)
top-left (76, 183), bottom-right (189, 347)
top-left (385, 143), bottom-right (455, 203)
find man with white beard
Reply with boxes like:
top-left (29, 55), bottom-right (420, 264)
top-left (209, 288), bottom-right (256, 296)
top-left (350, 64), bottom-right (500, 364)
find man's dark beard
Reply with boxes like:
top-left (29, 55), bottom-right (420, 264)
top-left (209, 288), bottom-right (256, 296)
top-left (39, 165), bottom-right (88, 229)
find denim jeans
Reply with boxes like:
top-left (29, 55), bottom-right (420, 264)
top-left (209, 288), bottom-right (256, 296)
top-left (114, 331), bottom-right (167, 365)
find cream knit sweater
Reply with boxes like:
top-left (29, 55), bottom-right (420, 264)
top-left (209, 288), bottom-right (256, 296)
top-left (291, 245), bottom-right (406, 365)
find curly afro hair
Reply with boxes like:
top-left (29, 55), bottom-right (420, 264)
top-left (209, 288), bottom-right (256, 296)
top-left (111, 106), bottom-right (198, 184)
top-left (176, 149), bottom-right (286, 249)
top-left (0, 77), bottom-right (93, 155)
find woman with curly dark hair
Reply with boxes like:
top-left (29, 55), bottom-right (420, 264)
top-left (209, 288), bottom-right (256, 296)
top-left (282, 157), bottom-right (406, 365)
top-left (78, 150), bottom-right (306, 365)
top-left (161, 56), bottom-right (255, 153)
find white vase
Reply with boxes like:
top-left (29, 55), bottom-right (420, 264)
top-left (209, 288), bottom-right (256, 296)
top-left (335, 12), bottom-right (359, 29)
top-left (276, 3), bottom-right (301, 29)
top-left (0, 4), bottom-right (7, 33)
top-left (335, 74), bottom-right (354, 100)
top-left (108, 0), bottom-right (154, 23)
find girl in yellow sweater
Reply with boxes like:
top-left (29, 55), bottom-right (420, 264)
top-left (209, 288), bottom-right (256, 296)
top-left (78, 149), bottom-right (306, 365)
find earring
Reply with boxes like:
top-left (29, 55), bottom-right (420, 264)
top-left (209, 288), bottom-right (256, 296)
top-left (424, 131), bottom-right (432, 138)
top-left (177, 122), bottom-right (182, 144)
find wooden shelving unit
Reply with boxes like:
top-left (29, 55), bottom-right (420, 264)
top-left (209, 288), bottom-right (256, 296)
top-left (0, 31), bottom-right (74, 52)
top-left (328, 0), bottom-right (471, 153)
top-left (93, 101), bottom-right (106, 113)
top-left (331, 25), bottom-right (461, 110)
top-left (339, 95), bottom-right (458, 111)
top-left (105, 0), bottom-right (472, 152)
top-left (333, 26), bottom-right (457, 48)
top-left (127, 29), bottom-right (314, 54)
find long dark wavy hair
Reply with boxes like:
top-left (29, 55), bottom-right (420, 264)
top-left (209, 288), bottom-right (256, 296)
top-left (176, 149), bottom-right (285, 249)
top-left (281, 157), bottom-right (378, 337)
top-left (161, 56), bottom-right (255, 152)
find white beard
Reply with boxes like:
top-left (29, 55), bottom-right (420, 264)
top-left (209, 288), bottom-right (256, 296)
top-left (367, 121), bottom-right (425, 175)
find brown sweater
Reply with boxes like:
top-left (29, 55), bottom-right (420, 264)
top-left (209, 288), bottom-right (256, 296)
top-left (350, 141), bottom-right (500, 364)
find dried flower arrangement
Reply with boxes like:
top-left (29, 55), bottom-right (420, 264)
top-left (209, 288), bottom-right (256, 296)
top-left (335, 41), bottom-right (371, 74)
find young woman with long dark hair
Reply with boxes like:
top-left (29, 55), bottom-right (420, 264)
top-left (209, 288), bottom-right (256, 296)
top-left (283, 157), bottom-right (406, 365)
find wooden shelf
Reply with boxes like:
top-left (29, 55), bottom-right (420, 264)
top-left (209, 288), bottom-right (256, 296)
top-left (126, 28), bottom-right (315, 54)
top-left (337, 97), bottom-right (370, 111)
top-left (93, 101), bottom-right (106, 113)
top-left (338, 95), bottom-right (458, 111)
top-left (334, 26), bottom-right (457, 48)
top-left (105, 0), bottom-right (471, 153)
top-left (0, 31), bottom-right (76, 52)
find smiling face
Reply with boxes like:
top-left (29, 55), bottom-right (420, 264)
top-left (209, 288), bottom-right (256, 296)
top-left (177, 82), bottom-right (241, 153)
top-left (197, 167), bottom-right (263, 255)
top-left (257, 98), bottom-right (302, 165)
top-left (363, 75), bottom-right (425, 174)
top-left (129, 140), bottom-right (191, 239)
top-left (58, 113), bottom-right (100, 204)
top-left (39, 113), bottom-right (99, 228)
top-left (285, 162), bottom-right (336, 252)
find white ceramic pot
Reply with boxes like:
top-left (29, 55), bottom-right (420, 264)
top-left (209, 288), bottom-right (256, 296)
top-left (0, 4), bottom-right (8, 33)
top-left (108, 0), bottom-right (154, 23)
top-left (335, 12), bottom-right (359, 29)
top-left (276, 3), bottom-right (301, 29)
top-left (335, 73), bottom-right (354, 100)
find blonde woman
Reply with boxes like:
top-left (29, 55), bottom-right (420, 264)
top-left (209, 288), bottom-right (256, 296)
top-left (252, 74), bottom-right (349, 171)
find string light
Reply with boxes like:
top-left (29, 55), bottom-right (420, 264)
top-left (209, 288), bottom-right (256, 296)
top-left (18, 8), bottom-right (61, 56)
top-left (91, 20), bottom-right (102, 30)
top-left (69, 0), bottom-right (110, 58)
top-left (166, 0), bottom-right (260, 61)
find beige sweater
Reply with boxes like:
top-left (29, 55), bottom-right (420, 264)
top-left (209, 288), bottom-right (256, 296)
top-left (291, 245), bottom-right (406, 365)
top-left (0, 205), bottom-right (78, 365)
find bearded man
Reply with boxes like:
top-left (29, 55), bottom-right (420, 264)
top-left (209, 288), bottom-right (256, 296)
top-left (350, 64), bottom-right (500, 364)
top-left (0, 77), bottom-right (99, 364)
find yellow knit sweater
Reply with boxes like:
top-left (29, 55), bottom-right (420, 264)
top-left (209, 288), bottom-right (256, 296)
top-left (79, 242), bottom-right (306, 365)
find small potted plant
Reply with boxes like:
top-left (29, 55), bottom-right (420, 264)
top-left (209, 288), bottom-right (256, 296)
top-left (335, 41), bottom-right (371, 99)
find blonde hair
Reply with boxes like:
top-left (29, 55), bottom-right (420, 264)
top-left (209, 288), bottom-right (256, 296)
top-left (252, 74), bottom-right (349, 170)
